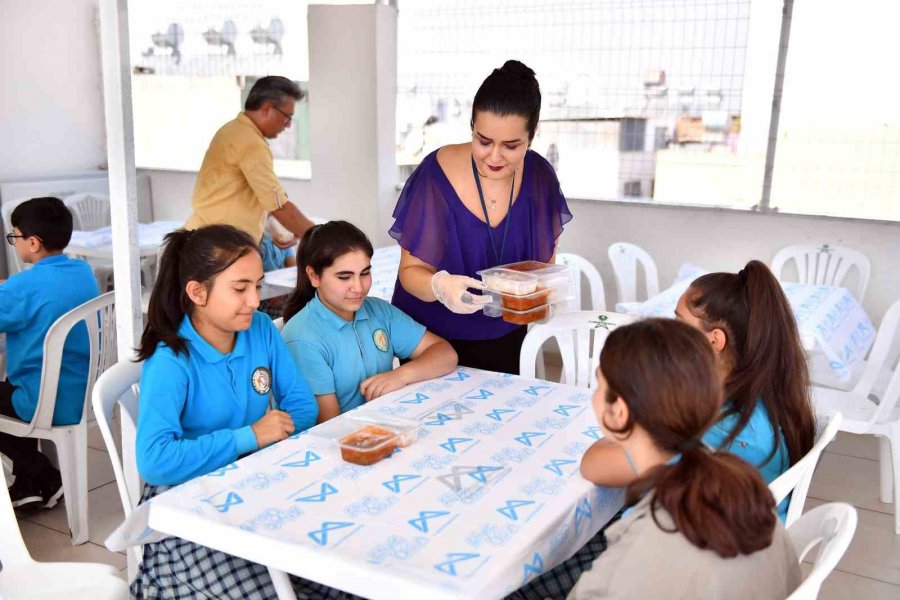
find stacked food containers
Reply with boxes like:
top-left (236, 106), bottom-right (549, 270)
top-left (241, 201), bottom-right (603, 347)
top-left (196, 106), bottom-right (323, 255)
top-left (478, 260), bottom-right (575, 324)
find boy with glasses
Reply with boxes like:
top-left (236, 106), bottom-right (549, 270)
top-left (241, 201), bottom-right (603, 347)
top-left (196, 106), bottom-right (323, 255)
top-left (0, 197), bottom-right (99, 508)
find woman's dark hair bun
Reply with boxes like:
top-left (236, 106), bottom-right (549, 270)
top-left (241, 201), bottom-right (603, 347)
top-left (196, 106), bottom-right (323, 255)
top-left (500, 59), bottom-right (535, 78)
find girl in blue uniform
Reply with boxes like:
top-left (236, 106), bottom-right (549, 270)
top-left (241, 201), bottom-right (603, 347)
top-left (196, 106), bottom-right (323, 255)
top-left (132, 225), bottom-right (351, 600)
top-left (281, 221), bottom-right (457, 423)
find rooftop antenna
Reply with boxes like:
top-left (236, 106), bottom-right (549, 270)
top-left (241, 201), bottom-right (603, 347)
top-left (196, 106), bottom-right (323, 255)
top-left (250, 18), bottom-right (285, 55)
top-left (202, 20), bottom-right (237, 56)
top-left (151, 23), bottom-right (184, 64)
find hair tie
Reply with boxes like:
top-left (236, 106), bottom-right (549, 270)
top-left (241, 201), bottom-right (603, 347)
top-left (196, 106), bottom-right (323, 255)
top-left (675, 438), bottom-right (704, 453)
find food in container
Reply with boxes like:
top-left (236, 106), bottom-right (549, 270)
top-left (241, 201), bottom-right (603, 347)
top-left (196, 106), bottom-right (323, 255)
top-left (339, 425), bottom-right (397, 465)
top-left (501, 303), bottom-right (551, 325)
top-left (480, 268), bottom-right (538, 295)
top-left (500, 260), bottom-right (550, 272)
top-left (500, 287), bottom-right (550, 311)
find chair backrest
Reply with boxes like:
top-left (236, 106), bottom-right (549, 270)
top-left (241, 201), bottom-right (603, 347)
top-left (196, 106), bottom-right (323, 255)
top-left (1, 197), bottom-right (31, 275)
top-left (771, 244), bottom-right (871, 302)
top-left (520, 311), bottom-right (635, 388)
top-left (27, 292), bottom-right (117, 433)
top-left (786, 502), bottom-right (857, 600)
top-left (770, 413), bottom-right (842, 527)
top-left (607, 242), bottom-right (659, 304)
top-left (63, 193), bottom-right (111, 231)
top-left (846, 297), bottom-right (900, 426)
top-left (0, 465), bottom-right (33, 567)
top-left (556, 253), bottom-right (606, 311)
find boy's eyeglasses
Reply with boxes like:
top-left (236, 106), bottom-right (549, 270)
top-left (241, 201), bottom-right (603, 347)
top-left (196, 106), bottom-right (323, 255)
top-left (6, 232), bottom-right (39, 246)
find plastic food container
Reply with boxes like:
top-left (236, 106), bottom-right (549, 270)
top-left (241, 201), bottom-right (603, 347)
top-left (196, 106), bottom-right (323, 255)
top-left (500, 287), bottom-right (551, 311)
top-left (501, 303), bottom-right (552, 325)
top-left (309, 414), bottom-right (422, 466)
top-left (480, 268), bottom-right (538, 295)
top-left (500, 260), bottom-right (549, 272)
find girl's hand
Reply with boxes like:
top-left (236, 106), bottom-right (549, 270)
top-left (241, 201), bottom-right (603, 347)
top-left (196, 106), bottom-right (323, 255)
top-left (360, 370), bottom-right (409, 402)
top-left (251, 409), bottom-right (295, 448)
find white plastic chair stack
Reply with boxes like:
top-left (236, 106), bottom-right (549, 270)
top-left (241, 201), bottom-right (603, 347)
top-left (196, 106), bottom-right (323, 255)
top-left (786, 502), bottom-right (858, 599)
top-left (556, 253), bottom-right (606, 311)
top-left (0, 291), bottom-right (117, 544)
top-left (520, 311), bottom-right (634, 388)
top-left (771, 243), bottom-right (871, 302)
top-left (813, 297), bottom-right (900, 533)
top-left (607, 242), bottom-right (659, 305)
top-left (0, 475), bottom-right (129, 600)
top-left (63, 194), bottom-right (115, 290)
top-left (770, 413), bottom-right (842, 527)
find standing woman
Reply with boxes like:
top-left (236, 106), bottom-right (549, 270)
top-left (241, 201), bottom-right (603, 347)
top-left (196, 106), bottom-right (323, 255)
top-left (390, 60), bottom-right (572, 374)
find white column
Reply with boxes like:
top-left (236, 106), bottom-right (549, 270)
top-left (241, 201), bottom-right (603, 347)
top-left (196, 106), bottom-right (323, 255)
top-left (99, 0), bottom-right (142, 361)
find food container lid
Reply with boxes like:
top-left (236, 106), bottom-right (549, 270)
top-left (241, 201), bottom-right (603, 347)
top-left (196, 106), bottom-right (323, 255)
top-left (309, 413), bottom-right (421, 448)
top-left (500, 304), bottom-right (554, 316)
top-left (499, 287), bottom-right (552, 300)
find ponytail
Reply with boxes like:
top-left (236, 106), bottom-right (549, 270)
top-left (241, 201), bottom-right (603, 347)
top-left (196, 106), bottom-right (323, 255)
top-left (686, 260), bottom-right (816, 467)
top-left (282, 221), bottom-right (374, 322)
top-left (136, 225), bottom-right (259, 361)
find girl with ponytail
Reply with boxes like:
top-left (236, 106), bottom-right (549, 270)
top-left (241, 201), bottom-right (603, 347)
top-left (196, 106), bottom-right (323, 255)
top-left (281, 221), bottom-right (457, 423)
top-left (568, 319), bottom-right (800, 599)
top-left (133, 225), bottom-right (327, 600)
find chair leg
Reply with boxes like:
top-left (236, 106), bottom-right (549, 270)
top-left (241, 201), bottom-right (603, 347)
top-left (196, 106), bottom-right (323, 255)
top-left (268, 567), bottom-right (297, 600)
top-left (889, 425), bottom-right (900, 535)
top-left (879, 435), bottom-right (894, 504)
top-left (56, 427), bottom-right (90, 545)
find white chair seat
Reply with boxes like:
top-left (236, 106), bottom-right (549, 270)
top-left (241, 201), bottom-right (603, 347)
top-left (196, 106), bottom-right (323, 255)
top-left (814, 387), bottom-right (900, 435)
top-left (786, 502), bottom-right (857, 599)
top-left (0, 562), bottom-right (127, 600)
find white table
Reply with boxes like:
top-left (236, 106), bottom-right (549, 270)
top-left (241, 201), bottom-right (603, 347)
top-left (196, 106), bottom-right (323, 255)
top-left (616, 269), bottom-right (877, 384)
top-left (108, 367), bottom-right (624, 600)
top-left (261, 244), bottom-right (401, 301)
top-left (66, 221), bottom-right (182, 260)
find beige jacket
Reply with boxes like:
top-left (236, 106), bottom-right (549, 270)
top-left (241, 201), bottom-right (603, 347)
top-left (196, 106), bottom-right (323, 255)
top-left (568, 494), bottom-right (801, 600)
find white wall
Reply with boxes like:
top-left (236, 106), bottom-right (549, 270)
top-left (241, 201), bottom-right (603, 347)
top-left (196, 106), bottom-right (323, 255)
top-left (559, 200), bottom-right (900, 323)
top-left (0, 0), bottom-right (107, 180)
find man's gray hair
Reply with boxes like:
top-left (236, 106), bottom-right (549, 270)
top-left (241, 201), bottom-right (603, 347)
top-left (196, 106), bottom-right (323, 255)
top-left (245, 76), bottom-right (304, 111)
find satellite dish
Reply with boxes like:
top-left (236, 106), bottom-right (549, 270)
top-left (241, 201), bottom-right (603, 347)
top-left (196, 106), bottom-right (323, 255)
top-left (203, 20), bottom-right (237, 56)
top-left (151, 23), bottom-right (184, 64)
top-left (250, 18), bottom-right (285, 55)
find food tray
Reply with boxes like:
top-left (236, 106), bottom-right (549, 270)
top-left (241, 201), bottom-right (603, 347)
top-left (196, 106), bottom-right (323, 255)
top-left (308, 414), bottom-right (422, 465)
top-left (501, 303), bottom-right (554, 325)
top-left (479, 268), bottom-right (538, 295)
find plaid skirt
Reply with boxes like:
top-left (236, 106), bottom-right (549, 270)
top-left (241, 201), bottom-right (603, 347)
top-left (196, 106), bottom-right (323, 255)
top-left (504, 529), bottom-right (609, 600)
top-left (131, 483), bottom-right (365, 600)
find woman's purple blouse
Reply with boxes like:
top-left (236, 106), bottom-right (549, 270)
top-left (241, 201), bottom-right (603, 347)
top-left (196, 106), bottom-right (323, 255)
top-left (389, 149), bottom-right (572, 341)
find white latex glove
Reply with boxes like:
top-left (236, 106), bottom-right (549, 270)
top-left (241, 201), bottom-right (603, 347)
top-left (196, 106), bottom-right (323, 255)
top-left (431, 270), bottom-right (493, 314)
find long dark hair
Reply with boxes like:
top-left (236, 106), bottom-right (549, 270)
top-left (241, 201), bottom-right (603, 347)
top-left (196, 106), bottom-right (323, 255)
top-left (470, 59), bottom-right (542, 140)
top-left (282, 221), bottom-right (374, 321)
top-left (685, 260), bottom-right (815, 468)
top-left (601, 319), bottom-right (777, 557)
top-left (136, 225), bottom-right (259, 360)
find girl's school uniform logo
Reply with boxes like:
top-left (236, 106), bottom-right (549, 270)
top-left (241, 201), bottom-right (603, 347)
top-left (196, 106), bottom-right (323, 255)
top-left (251, 367), bottom-right (272, 394)
top-left (373, 329), bottom-right (389, 352)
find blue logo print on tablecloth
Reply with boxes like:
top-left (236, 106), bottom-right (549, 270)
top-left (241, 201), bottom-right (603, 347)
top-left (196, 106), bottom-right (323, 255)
top-left (408, 510), bottom-right (452, 533)
top-left (280, 450), bottom-right (321, 468)
top-left (308, 521), bottom-right (355, 546)
top-left (440, 437), bottom-right (476, 453)
top-left (582, 426), bottom-right (602, 440)
top-left (574, 498), bottom-right (592, 534)
top-left (379, 405), bottom-right (408, 415)
top-left (443, 370), bottom-right (471, 382)
top-left (399, 392), bottom-right (431, 405)
top-left (522, 552), bottom-right (544, 585)
top-left (491, 447), bottom-right (534, 465)
top-left (206, 462), bottom-right (238, 477)
top-left (523, 384), bottom-right (552, 396)
top-left (233, 470), bottom-right (288, 491)
top-left (468, 465), bottom-right (505, 484)
top-left (323, 462), bottom-right (369, 481)
top-left (544, 458), bottom-right (578, 476)
top-left (521, 476), bottom-right (565, 497)
top-left (486, 408), bottom-right (516, 421)
top-left (291, 482), bottom-right (339, 503)
top-left (202, 490), bottom-right (243, 513)
top-left (240, 506), bottom-right (303, 532)
top-left (463, 422), bottom-right (503, 436)
top-left (425, 412), bottom-right (454, 426)
top-left (549, 522), bottom-right (572, 555)
top-left (466, 522), bottom-right (518, 548)
top-left (434, 552), bottom-right (480, 576)
top-left (483, 378), bottom-right (515, 390)
top-left (382, 473), bottom-right (421, 493)
top-left (411, 453), bottom-right (457, 471)
top-left (366, 535), bottom-right (429, 565)
top-left (497, 499), bottom-right (536, 521)
top-left (514, 431), bottom-right (547, 446)
top-left (535, 416), bottom-right (571, 430)
top-left (464, 388), bottom-right (494, 400)
top-left (567, 391), bottom-right (592, 403)
top-left (504, 395), bottom-right (540, 409)
top-left (562, 441), bottom-right (589, 458)
top-left (344, 495), bottom-right (399, 518)
top-left (553, 404), bottom-right (580, 417)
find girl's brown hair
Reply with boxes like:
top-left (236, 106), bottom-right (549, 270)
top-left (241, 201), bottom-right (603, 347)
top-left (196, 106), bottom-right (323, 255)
top-left (684, 260), bottom-right (815, 468)
top-left (601, 318), bottom-right (777, 557)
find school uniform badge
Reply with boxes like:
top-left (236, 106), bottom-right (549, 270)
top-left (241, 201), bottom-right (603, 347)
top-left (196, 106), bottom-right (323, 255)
top-left (373, 329), bottom-right (389, 352)
top-left (251, 367), bottom-right (272, 394)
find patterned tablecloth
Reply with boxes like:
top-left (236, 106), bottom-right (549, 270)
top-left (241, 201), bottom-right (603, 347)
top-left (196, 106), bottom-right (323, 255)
top-left (107, 367), bottom-right (624, 600)
top-left (616, 267), bottom-right (876, 383)
top-left (262, 244), bottom-right (401, 302)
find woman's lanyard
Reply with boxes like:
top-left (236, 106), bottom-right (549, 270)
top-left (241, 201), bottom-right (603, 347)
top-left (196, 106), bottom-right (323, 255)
top-left (471, 156), bottom-right (515, 265)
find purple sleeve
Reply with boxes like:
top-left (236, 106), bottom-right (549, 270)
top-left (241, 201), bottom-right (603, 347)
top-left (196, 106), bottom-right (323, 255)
top-left (529, 152), bottom-right (574, 261)
top-left (388, 154), bottom-right (453, 269)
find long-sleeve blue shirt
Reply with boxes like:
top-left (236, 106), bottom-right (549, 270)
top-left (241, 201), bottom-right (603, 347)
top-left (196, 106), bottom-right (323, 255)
top-left (0, 254), bottom-right (99, 425)
top-left (136, 312), bottom-right (318, 486)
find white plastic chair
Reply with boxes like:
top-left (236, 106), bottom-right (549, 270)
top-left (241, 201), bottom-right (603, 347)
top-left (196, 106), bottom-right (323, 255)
top-left (91, 360), bottom-right (143, 581)
top-left (770, 413), bottom-right (842, 527)
top-left (63, 193), bottom-right (111, 231)
top-left (1, 197), bottom-right (31, 276)
top-left (813, 297), bottom-right (900, 533)
top-left (786, 502), bottom-right (858, 600)
top-left (520, 311), bottom-right (635, 388)
top-left (272, 317), bottom-right (284, 331)
top-left (772, 243), bottom-right (871, 302)
top-left (0, 461), bottom-right (128, 599)
top-left (607, 242), bottom-right (660, 304)
top-left (556, 253), bottom-right (606, 311)
top-left (0, 292), bottom-right (117, 544)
